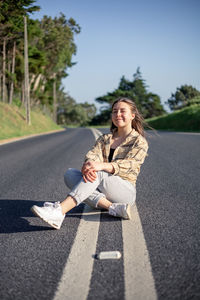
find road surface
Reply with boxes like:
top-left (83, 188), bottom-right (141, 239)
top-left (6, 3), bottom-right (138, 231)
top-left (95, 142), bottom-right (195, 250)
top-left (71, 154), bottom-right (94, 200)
top-left (0, 128), bottom-right (200, 300)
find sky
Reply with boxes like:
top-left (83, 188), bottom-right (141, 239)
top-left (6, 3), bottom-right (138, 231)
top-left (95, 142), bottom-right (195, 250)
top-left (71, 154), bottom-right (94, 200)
top-left (32, 0), bottom-right (200, 111)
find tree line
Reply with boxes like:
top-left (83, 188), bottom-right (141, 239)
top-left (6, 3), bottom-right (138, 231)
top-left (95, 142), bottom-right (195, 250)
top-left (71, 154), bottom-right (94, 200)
top-left (91, 68), bottom-right (165, 125)
top-left (0, 0), bottom-right (96, 125)
top-left (91, 69), bottom-right (200, 126)
top-left (1, 1), bottom-right (199, 127)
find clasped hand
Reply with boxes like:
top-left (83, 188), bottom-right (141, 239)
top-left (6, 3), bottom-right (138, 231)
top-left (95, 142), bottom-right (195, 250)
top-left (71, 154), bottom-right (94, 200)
top-left (81, 161), bottom-right (102, 183)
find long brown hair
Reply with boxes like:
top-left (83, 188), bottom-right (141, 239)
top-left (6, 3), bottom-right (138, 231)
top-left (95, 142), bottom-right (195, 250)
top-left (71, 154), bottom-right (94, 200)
top-left (110, 97), bottom-right (146, 136)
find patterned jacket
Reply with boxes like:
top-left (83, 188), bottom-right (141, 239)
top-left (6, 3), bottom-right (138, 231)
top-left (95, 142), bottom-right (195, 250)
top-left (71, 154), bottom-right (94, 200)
top-left (85, 129), bottom-right (148, 185)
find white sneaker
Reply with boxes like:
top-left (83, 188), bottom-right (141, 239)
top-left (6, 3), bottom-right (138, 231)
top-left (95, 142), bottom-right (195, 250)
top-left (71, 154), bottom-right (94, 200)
top-left (31, 202), bottom-right (65, 229)
top-left (109, 203), bottom-right (131, 220)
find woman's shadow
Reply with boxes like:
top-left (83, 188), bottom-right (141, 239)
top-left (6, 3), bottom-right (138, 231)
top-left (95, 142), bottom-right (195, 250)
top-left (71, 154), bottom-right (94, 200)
top-left (0, 199), bottom-right (116, 234)
top-left (0, 199), bottom-right (55, 233)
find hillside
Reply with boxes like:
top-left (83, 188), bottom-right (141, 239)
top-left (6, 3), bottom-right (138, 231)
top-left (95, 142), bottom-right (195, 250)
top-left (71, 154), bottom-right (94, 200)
top-left (146, 105), bottom-right (200, 132)
top-left (0, 102), bottom-right (62, 140)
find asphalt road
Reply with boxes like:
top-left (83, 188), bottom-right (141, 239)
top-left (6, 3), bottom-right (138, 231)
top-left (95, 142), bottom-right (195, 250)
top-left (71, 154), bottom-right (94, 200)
top-left (0, 128), bottom-right (200, 300)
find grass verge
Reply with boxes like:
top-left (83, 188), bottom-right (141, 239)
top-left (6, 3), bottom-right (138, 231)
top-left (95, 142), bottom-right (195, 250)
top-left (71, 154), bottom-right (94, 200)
top-left (0, 102), bottom-right (62, 140)
top-left (146, 105), bottom-right (200, 132)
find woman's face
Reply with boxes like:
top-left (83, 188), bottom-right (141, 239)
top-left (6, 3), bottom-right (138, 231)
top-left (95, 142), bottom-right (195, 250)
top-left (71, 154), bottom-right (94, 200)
top-left (112, 101), bottom-right (135, 129)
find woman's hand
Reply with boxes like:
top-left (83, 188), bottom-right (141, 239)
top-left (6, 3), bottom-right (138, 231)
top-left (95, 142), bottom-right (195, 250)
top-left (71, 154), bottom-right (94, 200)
top-left (81, 161), bottom-right (114, 182)
top-left (81, 161), bottom-right (103, 183)
top-left (82, 169), bottom-right (97, 183)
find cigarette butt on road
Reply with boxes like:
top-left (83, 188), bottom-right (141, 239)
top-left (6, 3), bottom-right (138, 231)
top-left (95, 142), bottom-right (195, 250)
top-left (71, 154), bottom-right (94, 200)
top-left (96, 251), bottom-right (121, 260)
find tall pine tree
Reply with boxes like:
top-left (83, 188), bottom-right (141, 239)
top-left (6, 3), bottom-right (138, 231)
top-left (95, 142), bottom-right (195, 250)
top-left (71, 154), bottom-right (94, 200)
top-left (94, 68), bottom-right (165, 123)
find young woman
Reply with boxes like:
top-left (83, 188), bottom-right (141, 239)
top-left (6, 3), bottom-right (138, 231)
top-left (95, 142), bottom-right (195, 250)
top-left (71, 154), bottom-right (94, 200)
top-left (31, 98), bottom-right (148, 229)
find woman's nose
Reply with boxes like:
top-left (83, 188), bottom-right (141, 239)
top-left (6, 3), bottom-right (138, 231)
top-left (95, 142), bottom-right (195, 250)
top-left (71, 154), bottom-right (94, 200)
top-left (116, 110), bottom-right (121, 116)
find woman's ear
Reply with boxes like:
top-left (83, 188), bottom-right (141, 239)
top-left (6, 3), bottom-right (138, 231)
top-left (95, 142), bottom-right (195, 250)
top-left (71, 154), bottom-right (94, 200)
top-left (132, 113), bottom-right (135, 120)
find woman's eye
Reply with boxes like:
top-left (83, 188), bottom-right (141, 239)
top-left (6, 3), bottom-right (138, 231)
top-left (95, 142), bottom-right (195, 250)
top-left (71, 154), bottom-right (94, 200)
top-left (112, 109), bottom-right (127, 114)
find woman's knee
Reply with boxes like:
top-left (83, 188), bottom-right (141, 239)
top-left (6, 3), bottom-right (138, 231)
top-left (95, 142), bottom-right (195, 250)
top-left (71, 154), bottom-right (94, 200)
top-left (64, 168), bottom-right (82, 189)
top-left (64, 168), bottom-right (72, 188)
top-left (99, 175), bottom-right (136, 205)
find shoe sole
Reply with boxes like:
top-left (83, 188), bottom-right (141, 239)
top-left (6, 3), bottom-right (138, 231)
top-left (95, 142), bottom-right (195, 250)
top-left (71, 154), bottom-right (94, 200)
top-left (31, 206), bottom-right (60, 230)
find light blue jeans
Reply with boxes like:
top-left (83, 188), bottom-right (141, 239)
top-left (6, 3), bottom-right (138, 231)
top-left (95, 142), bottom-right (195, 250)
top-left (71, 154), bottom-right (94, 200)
top-left (64, 168), bottom-right (136, 208)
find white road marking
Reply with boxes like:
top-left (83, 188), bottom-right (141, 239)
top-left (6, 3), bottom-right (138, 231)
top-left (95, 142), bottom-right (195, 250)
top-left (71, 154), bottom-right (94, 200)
top-left (173, 132), bottom-right (200, 135)
top-left (54, 128), bottom-right (157, 300)
top-left (90, 128), bottom-right (103, 139)
top-left (54, 129), bottom-right (102, 300)
top-left (122, 205), bottom-right (157, 300)
top-left (0, 129), bottom-right (65, 146)
top-left (54, 205), bottom-right (101, 300)
top-left (92, 128), bottom-right (157, 299)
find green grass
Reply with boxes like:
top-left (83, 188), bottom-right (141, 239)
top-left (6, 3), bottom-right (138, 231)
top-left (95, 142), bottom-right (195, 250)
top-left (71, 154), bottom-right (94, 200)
top-left (0, 102), bottom-right (63, 140)
top-left (1, 102), bottom-right (199, 140)
top-left (146, 105), bottom-right (200, 132)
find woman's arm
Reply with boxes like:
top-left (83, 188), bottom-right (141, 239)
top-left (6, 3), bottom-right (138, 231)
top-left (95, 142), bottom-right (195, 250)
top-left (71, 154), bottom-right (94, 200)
top-left (84, 135), bottom-right (104, 163)
top-left (81, 161), bottom-right (114, 182)
top-left (82, 134), bottom-right (112, 182)
top-left (82, 161), bottom-right (114, 174)
top-left (111, 136), bottom-right (148, 177)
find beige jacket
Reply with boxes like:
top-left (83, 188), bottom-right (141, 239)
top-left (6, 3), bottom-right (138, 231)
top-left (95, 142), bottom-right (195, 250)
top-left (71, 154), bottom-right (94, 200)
top-left (85, 129), bottom-right (148, 185)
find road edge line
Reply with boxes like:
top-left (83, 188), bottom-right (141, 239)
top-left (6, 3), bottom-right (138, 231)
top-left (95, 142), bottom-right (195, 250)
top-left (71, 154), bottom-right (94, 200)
top-left (0, 128), bottom-right (66, 146)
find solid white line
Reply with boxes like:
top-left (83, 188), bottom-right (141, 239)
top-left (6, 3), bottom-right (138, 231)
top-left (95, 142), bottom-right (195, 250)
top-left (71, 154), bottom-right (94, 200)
top-left (54, 127), bottom-right (157, 299)
top-left (92, 127), bottom-right (157, 298)
top-left (122, 205), bottom-right (157, 300)
top-left (54, 128), bottom-right (102, 300)
top-left (92, 127), bottom-right (157, 299)
top-left (54, 205), bottom-right (101, 300)
top-left (90, 128), bottom-right (103, 139)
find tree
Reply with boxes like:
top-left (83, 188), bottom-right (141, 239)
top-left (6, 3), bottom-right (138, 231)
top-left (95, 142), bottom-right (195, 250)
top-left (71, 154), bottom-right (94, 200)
top-left (57, 92), bottom-right (96, 126)
top-left (166, 85), bottom-right (200, 111)
top-left (0, 2), bottom-right (87, 126)
top-left (89, 108), bottom-right (111, 126)
top-left (0, 0), bottom-right (40, 103)
top-left (93, 68), bottom-right (165, 124)
top-left (39, 14), bottom-right (81, 122)
top-left (24, 16), bottom-right (31, 124)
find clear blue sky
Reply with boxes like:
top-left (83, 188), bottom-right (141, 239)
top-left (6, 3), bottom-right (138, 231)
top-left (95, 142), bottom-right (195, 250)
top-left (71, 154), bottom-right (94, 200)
top-left (32, 0), bottom-right (200, 111)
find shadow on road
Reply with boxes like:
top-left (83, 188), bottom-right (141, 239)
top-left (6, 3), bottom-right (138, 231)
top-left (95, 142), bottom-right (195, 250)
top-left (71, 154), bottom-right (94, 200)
top-left (0, 200), bottom-right (109, 233)
top-left (0, 199), bottom-right (56, 233)
top-left (0, 199), bottom-right (121, 233)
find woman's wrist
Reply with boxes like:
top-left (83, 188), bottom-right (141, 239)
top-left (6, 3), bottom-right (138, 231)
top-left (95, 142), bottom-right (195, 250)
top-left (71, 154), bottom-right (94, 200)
top-left (101, 162), bottom-right (114, 174)
top-left (82, 161), bottom-right (114, 174)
